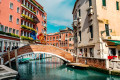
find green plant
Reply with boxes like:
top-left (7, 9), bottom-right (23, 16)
top-left (21, 25), bottom-right (37, 33)
top-left (22, 4), bottom-right (36, 14)
top-left (0, 31), bottom-right (20, 38)
top-left (21, 36), bottom-right (34, 41)
top-left (29, 0), bottom-right (44, 11)
top-left (21, 14), bottom-right (36, 23)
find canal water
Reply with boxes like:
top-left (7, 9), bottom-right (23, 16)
top-left (14, 59), bottom-right (120, 80)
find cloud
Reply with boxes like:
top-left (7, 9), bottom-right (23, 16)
top-left (36, 0), bottom-right (75, 27)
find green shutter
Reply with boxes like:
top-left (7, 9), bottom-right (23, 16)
top-left (89, 26), bottom-right (93, 38)
top-left (79, 9), bottom-right (81, 17)
top-left (105, 24), bottom-right (110, 36)
top-left (79, 31), bottom-right (81, 41)
top-left (102, 0), bottom-right (106, 6)
top-left (89, 0), bottom-right (92, 7)
top-left (116, 1), bottom-right (119, 10)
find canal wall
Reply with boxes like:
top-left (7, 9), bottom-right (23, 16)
top-left (78, 57), bottom-right (106, 69)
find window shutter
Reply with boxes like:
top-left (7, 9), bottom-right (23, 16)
top-left (102, 0), bottom-right (106, 6)
top-left (116, 1), bottom-right (119, 10)
top-left (105, 24), bottom-right (110, 36)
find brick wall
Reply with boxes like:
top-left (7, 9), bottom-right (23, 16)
top-left (78, 57), bottom-right (106, 69)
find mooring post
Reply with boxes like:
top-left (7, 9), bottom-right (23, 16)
top-left (7, 47), bottom-right (11, 68)
top-left (15, 49), bottom-right (18, 71)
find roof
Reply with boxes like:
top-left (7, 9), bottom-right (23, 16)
top-left (59, 27), bottom-right (73, 32)
top-left (72, 0), bottom-right (79, 14)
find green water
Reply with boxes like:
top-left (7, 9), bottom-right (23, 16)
top-left (17, 60), bottom-right (120, 80)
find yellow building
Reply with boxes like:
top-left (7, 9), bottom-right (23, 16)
top-left (73, 0), bottom-right (120, 70)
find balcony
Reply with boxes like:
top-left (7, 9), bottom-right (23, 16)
top-left (21, 14), bottom-right (36, 23)
top-left (77, 17), bottom-right (81, 24)
top-left (21, 25), bottom-right (37, 33)
top-left (73, 20), bottom-right (77, 27)
top-left (0, 31), bottom-right (20, 38)
top-left (59, 38), bottom-right (61, 41)
top-left (87, 6), bottom-right (94, 16)
top-left (21, 4), bottom-right (36, 15)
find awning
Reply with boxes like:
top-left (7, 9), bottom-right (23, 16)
top-left (104, 40), bottom-right (120, 46)
top-left (107, 40), bottom-right (120, 46)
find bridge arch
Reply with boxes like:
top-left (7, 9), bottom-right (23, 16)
top-left (3, 45), bottom-right (74, 64)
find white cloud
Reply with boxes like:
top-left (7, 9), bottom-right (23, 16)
top-left (36, 0), bottom-right (74, 27)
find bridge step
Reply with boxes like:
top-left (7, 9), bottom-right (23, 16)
top-left (0, 65), bottom-right (18, 79)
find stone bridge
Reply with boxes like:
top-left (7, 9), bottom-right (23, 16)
top-left (2, 45), bottom-right (74, 64)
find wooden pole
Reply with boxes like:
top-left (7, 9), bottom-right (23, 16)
top-left (15, 49), bottom-right (18, 71)
top-left (7, 47), bottom-right (11, 68)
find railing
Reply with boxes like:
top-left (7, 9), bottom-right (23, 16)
top-left (87, 6), bottom-right (94, 16)
top-left (109, 60), bottom-right (120, 70)
top-left (73, 20), bottom-right (77, 27)
top-left (21, 4), bottom-right (36, 14)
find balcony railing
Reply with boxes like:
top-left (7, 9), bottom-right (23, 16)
top-left (73, 20), bottom-right (77, 27)
top-left (87, 6), bottom-right (94, 16)
top-left (21, 4), bottom-right (36, 14)
top-left (0, 31), bottom-right (20, 38)
top-left (21, 14), bottom-right (36, 23)
top-left (21, 25), bottom-right (37, 33)
top-left (77, 17), bottom-right (81, 24)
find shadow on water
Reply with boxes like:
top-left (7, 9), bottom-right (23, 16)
top-left (9, 60), bottom-right (120, 80)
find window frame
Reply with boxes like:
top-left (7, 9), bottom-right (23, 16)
top-left (10, 2), bottom-right (13, 9)
top-left (16, 18), bottom-right (19, 24)
top-left (9, 15), bottom-right (13, 22)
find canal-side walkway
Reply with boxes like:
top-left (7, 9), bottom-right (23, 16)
top-left (0, 65), bottom-right (18, 79)
top-left (67, 63), bottom-right (89, 68)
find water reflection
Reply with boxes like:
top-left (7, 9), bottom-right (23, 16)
top-left (17, 58), bottom-right (120, 80)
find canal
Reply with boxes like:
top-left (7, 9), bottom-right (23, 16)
top-left (12, 58), bottom-right (120, 80)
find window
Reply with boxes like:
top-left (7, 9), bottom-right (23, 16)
top-left (105, 24), bottom-right (110, 36)
top-left (0, 41), bottom-right (2, 52)
top-left (0, 24), bottom-right (4, 31)
top-left (0, 0), bottom-right (1, 3)
top-left (10, 2), bottom-right (13, 9)
top-left (109, 48), bottom-right (116, 56)
top-left (116, 1), bottom-right (119, 10)
top-left (9, 28), bottom-right (12, 33)
top-left (36, 27), bottom-right (38, 31)
top-left (5, 26), bottom-right (8, 32)
top-left (37, 10), bottom-right (38, 15)
top-left (89, 0), bottom-right (92, 7)
top-left (102, 0), bottom-right (106, 6)
top-left (13, 29), bottom-right (15, 34)
top-left (16, 30), bottom-right (19, 35)
top-left (89, 25), bottom-right (93, 38)
top-left (50, 37), bottom-right (52, 41)
top-left (17, 0), bottom-right (20, 2)
top-left (78, 9), bottom-right (81, 17)
top-left (9, 15), bottom-right (13, 22)
top-left (21, 31), bottom-right (23, 36)
top-left (16, 18), bottom-right (19, 24)
top-left (53, 37), bottom-right (55, 41)
top-left (90, 48), bottom-right (94, 57)
top-left (4, 42), bottom-right (7, 52)
top-left (17, 7), bottom-right (20, 13)
top-left (79, 31), bottom-right (81, 41)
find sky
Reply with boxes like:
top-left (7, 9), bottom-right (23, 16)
top-left (36, 0), bottom-right (76, 34)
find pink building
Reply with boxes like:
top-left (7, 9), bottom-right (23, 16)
top-left (46, 27), bottom-right (74, 53)
top-left (0, 0), bottom-right (47, 55)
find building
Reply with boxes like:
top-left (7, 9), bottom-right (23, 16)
top-left (73, 0), bottom-right (120, 69)
top-left (0, 0), bottom-right (47, 56)
top-left (46, 27), bottom-right (74, 53)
